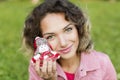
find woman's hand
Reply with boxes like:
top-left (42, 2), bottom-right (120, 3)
top-left (34, 59), bottom-right (57, 80)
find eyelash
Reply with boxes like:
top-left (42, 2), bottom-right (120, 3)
top-left (46, 36), bottom-right (52, 39)
top-left (46, 35), bottom-right (54, 40)
top-left (65, 27), bottom-right (73, 32)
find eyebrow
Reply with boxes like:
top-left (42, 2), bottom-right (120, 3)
top-left (43, 23), bottom-right (72, 36)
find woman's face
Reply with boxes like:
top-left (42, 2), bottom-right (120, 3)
top-left (40, 13), bottom-right (79, 59)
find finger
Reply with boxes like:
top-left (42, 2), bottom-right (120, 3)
top-left (41, 59), bottom-right (47, 74)
top-left (35, 60), bottom-right (41, 75)
top-left (41, 59), bottom-right (50, 79)
top-left (52, 60), bottom-right (57, 74)
top-left (47, 59), bottom-right (52, 75)
top-left (31, 62), bottom-right (35, 67)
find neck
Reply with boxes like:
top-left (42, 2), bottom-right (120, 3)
top-left (58, 54), bottom-right (80, 73)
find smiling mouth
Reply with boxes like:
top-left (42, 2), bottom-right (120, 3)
top-left (58, 45), bottom-right (72, 54)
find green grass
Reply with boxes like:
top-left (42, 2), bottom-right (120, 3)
top-left (0, 1), bottom-right (34, 80)
top-left (0, 0), bottom-right (120, 80)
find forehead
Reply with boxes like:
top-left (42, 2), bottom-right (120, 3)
top-left (40, 13), bottom-right (70, 34)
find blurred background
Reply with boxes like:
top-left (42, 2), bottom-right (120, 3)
top-left (0, 0), bottom-right (120, 80)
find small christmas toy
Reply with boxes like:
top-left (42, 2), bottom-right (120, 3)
top-left (31, 36), bottom-right (60, 66)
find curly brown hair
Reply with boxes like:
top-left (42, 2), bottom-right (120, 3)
top-left (23, 0), bottom-right (93, 54)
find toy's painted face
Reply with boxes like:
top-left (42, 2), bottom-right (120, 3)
top-left (35, 37), bottom-right (50, 53)
top-left (39, 44), bottom-right (49, 53)
top-left (36, 37), bottom-right (48, 46)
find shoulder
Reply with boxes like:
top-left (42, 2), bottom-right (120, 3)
top-left (82, 50), bottom-right (111, 64)
top-left (90, 51), bottom-right (117, 79)
top-left (81, 50), bottom-right (117, 79)
top-left (91, 50), bottom-right (110, 63)
top-left (81, 50), bottom-right (112, 67)
top-left (85, 50), bottom-right (113, 71)
top-left (90, 50), bottom-right (115, 72)
top-left (81, 50), bottom-right (112, 71)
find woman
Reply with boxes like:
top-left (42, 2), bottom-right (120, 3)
top-left (23, 0), bottom-right (117, 80)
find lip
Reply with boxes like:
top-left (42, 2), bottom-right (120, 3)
top-left (58, 45), bottom-right (73, 54)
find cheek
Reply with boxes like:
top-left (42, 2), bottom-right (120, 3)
top-left (74, 32), bottom-right (79, 42)
top-left (69, 29), bottom-right (79, 42)
top-left (71, 30), bottom-right (79, 47)
top-left (48, 41), bottom-right (58, 51)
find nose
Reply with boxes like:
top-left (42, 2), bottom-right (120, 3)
top-left (58, 35), bottom-right (67, 48)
